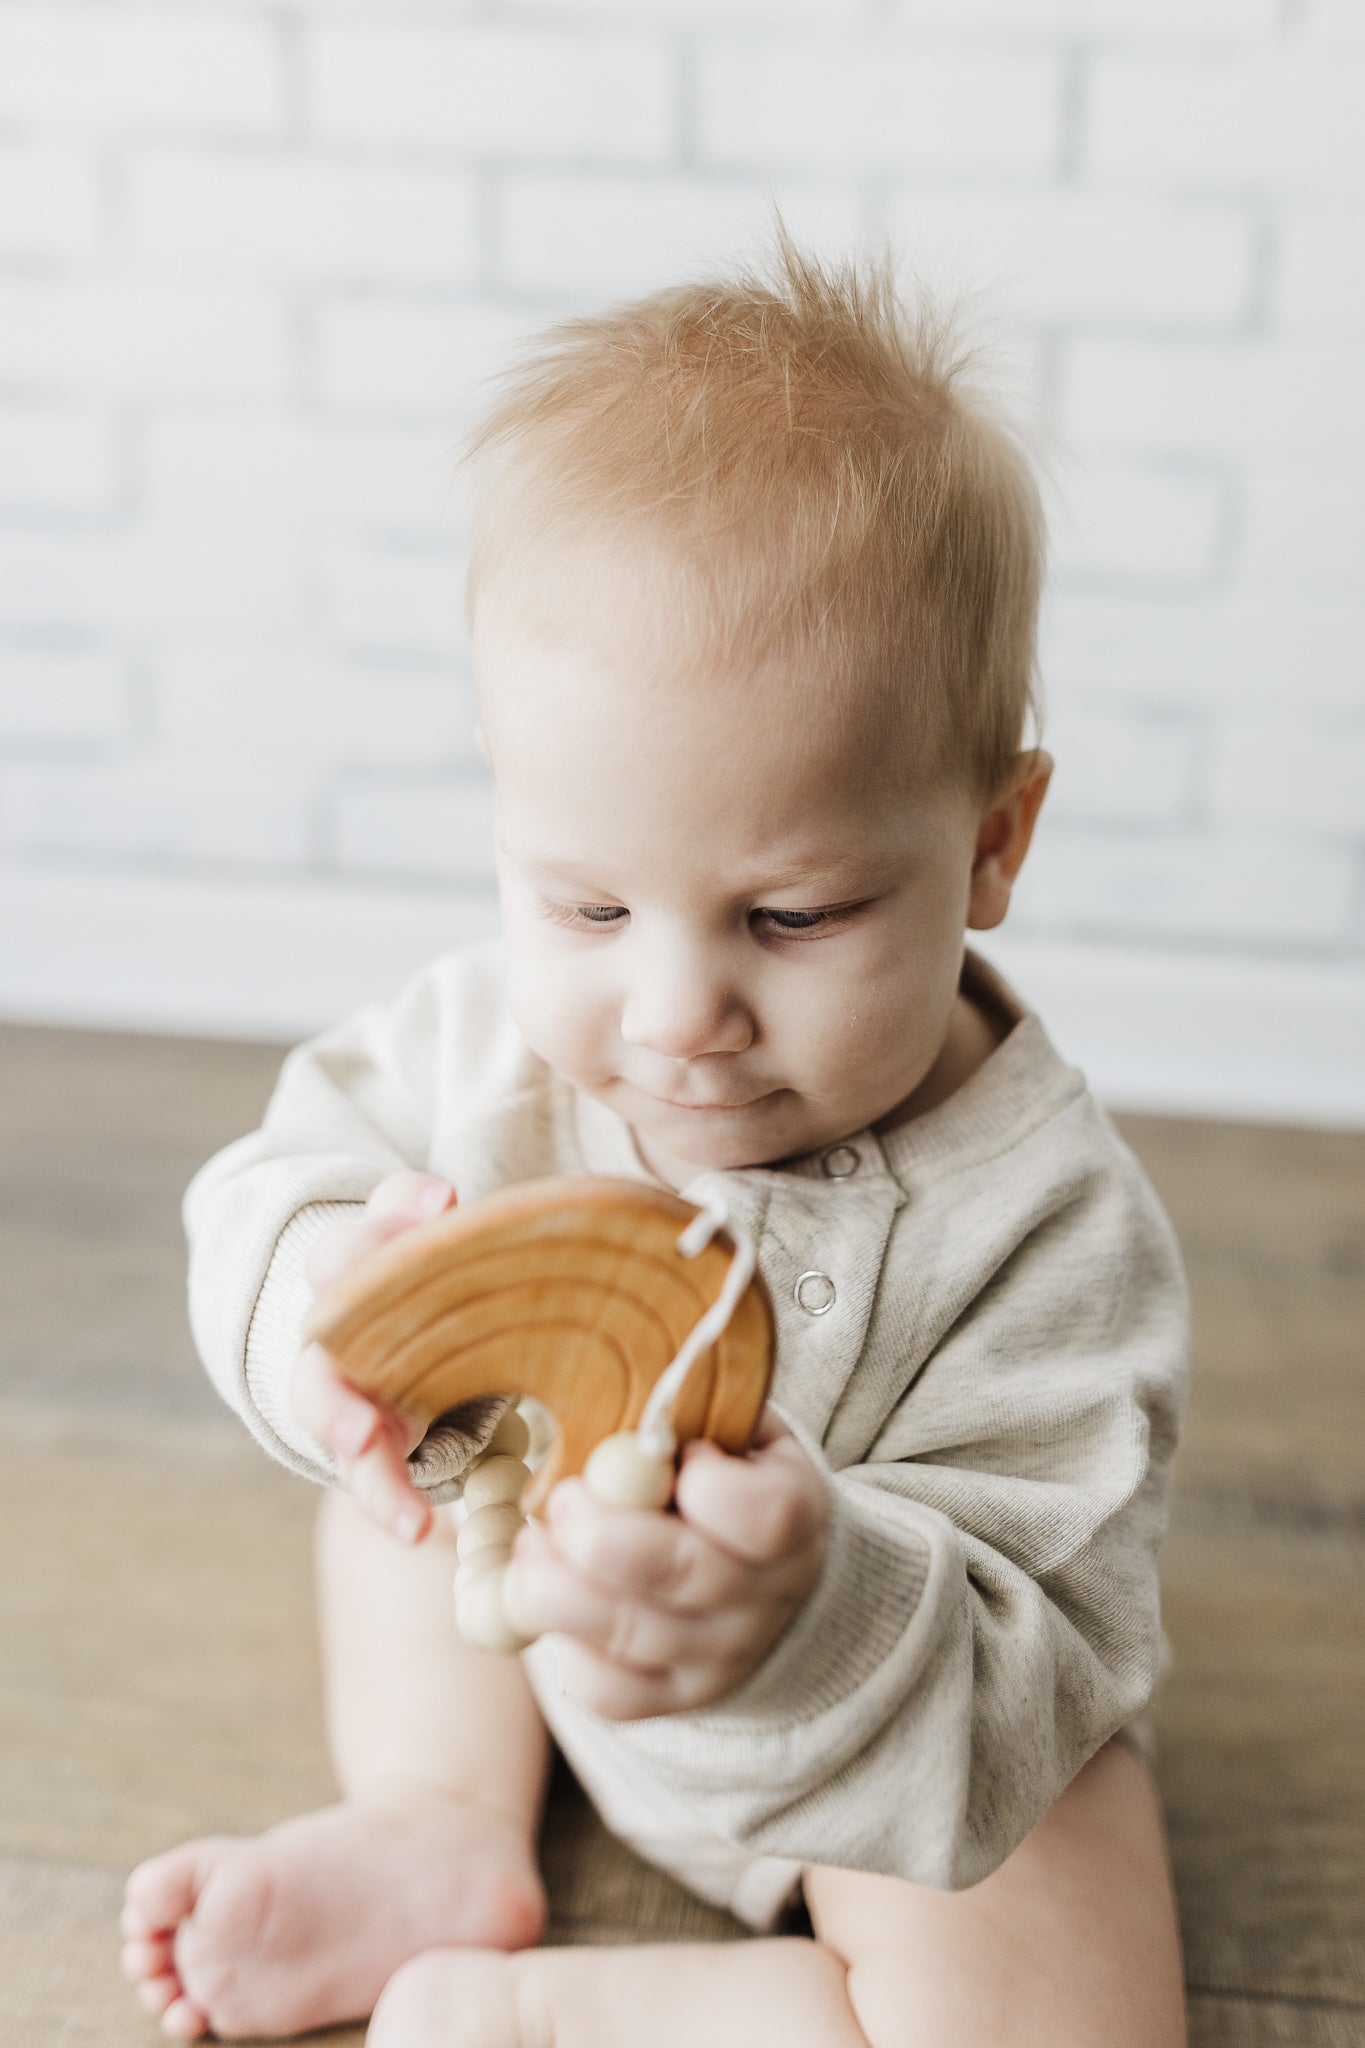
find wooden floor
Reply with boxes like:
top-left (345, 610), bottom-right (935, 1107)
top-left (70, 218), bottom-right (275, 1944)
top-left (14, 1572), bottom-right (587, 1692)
top-left (3, 1022), bottom-right (1363, 2046)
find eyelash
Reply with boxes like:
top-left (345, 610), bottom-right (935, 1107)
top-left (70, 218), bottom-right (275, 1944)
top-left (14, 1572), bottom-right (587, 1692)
top-left (541, 902), bottom-right (860, 939)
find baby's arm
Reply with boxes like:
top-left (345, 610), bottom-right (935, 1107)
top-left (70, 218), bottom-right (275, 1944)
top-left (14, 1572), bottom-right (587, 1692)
top-left (183, 953), bottom-right (510, 1508)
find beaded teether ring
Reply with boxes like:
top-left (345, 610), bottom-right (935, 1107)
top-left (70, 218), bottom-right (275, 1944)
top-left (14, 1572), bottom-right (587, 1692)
top-left (302, 1175), bottom-right (773, 1655)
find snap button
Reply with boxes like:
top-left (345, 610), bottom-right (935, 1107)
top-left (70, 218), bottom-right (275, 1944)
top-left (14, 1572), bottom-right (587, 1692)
top-left (820, 1145), bottom-right (860, 1179)
top-left (794, 1270), bottom-right (837, 1315)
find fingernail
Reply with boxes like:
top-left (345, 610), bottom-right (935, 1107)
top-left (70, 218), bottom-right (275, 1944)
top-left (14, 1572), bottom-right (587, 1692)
top-left (415, 1177), bottom-right (453, 1218)
top-left (333, 1405), bottom-right (374, 1459)
top-left (395, 1503), bottom-right (427, 1544)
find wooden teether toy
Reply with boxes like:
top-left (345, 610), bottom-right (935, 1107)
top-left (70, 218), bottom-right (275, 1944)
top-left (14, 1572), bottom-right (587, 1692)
top-left (302, 1175), bottom-right (774, 1654)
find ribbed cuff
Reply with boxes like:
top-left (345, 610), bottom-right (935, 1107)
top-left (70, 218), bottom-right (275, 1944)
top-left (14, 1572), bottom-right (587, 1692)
top-left (244, 1201), bottom-right (356, 1483)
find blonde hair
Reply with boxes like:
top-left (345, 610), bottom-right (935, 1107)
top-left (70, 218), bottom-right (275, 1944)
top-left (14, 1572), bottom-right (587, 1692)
top-left (457, 217), bottom-right (1046, 798)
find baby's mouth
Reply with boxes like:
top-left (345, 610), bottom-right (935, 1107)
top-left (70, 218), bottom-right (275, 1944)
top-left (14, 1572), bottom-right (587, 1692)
top-left (644, 1087), bottom-right (775, 1112)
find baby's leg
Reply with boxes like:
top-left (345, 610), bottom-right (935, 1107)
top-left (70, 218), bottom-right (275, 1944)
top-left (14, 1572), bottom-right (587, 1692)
top-left (803, 1732), bottom-right (1187, 2048)
top-left (364, 1734), bottom-right (1186, 2048)
top-left (121, 1490), bottom-right (551, 2042)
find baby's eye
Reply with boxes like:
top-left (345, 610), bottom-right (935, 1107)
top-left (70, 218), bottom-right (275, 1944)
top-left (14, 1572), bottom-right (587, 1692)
top-left (540, 900), bottom-right (627, 931)
top-left (753, 905), bottom-right (860, 937)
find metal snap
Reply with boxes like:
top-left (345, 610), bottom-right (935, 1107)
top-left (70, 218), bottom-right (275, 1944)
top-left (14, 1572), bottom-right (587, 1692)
top-left (820, 1145), bottom-right (860, 1179)
top-left (794, 1270), bottom-right (837, 1315)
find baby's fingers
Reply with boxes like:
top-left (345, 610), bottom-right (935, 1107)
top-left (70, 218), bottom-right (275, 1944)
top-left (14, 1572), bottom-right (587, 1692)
top-left (674, 1430), bottom-right (828, 1568)
top-left (507, 1520), bottom-right (746, 1682)
top-left (541, 1478), bottom-right (755, 1613)
top-left (292, 1340), bottom-right (390, 1458)
top-left (291, 1341), bottom-right (431, 1542)
top-left (364, 1169), bottom-right (456, 1227)
top-left (341, 1425), bottom-right (431, 1544)
top-left (304, 1171), bottom-right (455, 1295)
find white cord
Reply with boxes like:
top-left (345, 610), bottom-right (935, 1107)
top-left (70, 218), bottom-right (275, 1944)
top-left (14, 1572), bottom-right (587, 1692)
top-left (635, 1195), bottom-right (757, 1460)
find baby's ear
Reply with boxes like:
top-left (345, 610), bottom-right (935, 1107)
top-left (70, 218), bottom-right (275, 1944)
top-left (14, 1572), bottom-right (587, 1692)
top-left (966, 749), bottom-right (1052, 932)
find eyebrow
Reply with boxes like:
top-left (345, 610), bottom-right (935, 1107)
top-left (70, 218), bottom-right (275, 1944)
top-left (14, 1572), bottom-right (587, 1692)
top-left (510, 849), bottom-right (893, 897)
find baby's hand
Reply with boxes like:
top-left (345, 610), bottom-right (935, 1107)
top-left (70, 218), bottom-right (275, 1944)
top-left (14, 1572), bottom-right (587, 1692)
top-left (506, 1409), bottom-right (829, 1718)
top-left (291, 1169), bottom-right (457, 1546)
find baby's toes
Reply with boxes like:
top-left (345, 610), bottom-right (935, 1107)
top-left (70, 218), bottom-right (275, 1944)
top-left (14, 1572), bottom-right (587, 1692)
top-left (134, 1971), bottom-right (181, 2017)
top-left (124, 1837), bottom-right (238, 1939)
top-left (160, 1992), bottom-right (211, 2041)
top-left (171, 1847), bottom-right (281, 2036)
top-left (120, 1931), bottom-right (176, 1984)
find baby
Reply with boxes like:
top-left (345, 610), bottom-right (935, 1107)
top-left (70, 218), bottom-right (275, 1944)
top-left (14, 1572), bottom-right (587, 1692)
top-left (120, 227), bottom-right (1190, 2046)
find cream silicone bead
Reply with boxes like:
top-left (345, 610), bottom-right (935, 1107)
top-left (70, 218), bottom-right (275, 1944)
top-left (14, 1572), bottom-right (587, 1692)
top-left (453, 1414), bottom-right (535, 1651)
top-left (519, 1396), bottom-right (555, 1465)
top-left (453, 1544), bottom-right (505, 1595)
top-left (462, 1454), bottom-right (529, 1513)
top-left (583, 1430), bottom-right (676, 1512)
top-left (453, 1416), bottom-right (677, 1655)
top-left (456, 1562), bottom-right (535, 1656)
top-left (456, 1501), bottom-right (525, 1562)
top-left (483, 1406), bottom-right (531, 1464)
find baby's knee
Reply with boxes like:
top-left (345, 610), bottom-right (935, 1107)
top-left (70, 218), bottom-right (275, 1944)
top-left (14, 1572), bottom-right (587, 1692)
top-left (369, 1947), bottom-right (530, 2048)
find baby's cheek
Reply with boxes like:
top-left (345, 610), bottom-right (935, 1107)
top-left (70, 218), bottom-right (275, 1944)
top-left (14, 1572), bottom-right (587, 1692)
top-left (824, 962), bottom-right (946, 1087)
top-left (816, 966), bottom-right (902, 1061)
top-left (505, 953), bottom-right (603, 1082)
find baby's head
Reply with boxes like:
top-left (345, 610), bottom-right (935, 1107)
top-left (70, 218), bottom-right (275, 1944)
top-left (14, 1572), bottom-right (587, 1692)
top-left (459, 225), bottom-right (1051, 1190)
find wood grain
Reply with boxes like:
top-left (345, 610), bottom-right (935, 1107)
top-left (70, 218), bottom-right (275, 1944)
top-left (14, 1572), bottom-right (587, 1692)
top-left (305, 1175), bottom-right (774, 1508)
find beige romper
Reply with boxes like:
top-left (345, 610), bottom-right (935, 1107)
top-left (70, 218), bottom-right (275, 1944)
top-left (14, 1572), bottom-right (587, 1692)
top-left (184, 939), bottom-right (1188, 1925)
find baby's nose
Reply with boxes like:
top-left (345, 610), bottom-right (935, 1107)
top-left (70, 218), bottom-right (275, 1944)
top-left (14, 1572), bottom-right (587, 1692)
top-left (619, 982), bottom-right (754, 1061)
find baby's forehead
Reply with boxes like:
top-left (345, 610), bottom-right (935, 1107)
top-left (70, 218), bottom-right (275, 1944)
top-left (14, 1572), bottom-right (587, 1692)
top-left (474, 549), bottom-right (919, 761)
top-left (478, 670), bottom-right (948, 914)
top-left (482, 638), bottom-right (900, 810)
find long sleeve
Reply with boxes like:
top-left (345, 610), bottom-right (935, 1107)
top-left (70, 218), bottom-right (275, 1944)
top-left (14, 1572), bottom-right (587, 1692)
top-left (584, 1138), bottom-right (1189, 1891)
top-left (183, 943), bottom-right (521, 1494)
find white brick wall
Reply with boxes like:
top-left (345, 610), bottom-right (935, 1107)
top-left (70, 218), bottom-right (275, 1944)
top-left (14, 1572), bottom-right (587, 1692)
top-left (1060, 339), bottom-right (1365, 458)
top-left (311, 25), bottom-right (675, 162)
top-left (884, 189), bottom-right (1257, 327)
top-left (889, 0), bottom-right (1281, 32)
top-left (0, 9), bottom-right (284, 135)
top-left (0, 278), bottom-right (292, 396)
top-left (329, 773), bottom-right (495, 883)
top-left (0, 142), bottom-right (101, 258)
top-left (0, 649), bottom-right (127, 743)
top-left (0, 406), bottom-right (118, 513)
top-left (1240, 468), bottom-right (1365, 591)
top-left (1050, 464), bottom-right (1227, 584)
top-left (1278, 211), bottom-right (1365, 331)
top-left (697, 44), bottom-right (1064, 176)
top-left (1085, 52), bottom-right (1365, 191)
top-left (497, 176), bottom-right (866, 297)
top-left (1015, 828), bottom-right (1357, 946)
top-left (127, 151), bottom-right (482, 286)
top-left (316, 302), bottom-right (542, 421)
top-left (1210, 719), bottom-right (1365, 836)
top-left (0, 0), bottom-right (1362, 1125)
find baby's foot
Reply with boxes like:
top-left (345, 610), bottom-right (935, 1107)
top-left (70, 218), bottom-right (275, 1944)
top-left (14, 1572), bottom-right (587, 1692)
top-left (119, 1792), bottom-right (546, 2041)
